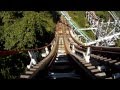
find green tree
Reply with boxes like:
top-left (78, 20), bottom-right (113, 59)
top-left (0, 11), bottom-right (60, 79)
top-left (1, 11), bottom-right (57, 50)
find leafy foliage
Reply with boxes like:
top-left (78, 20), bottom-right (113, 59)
top-left (68, 11), bottom-right (95, 40)
top-left (115, 39), bottom-right (120, 47)
top-left (0, 11), bottom-right (59, 79)
top-left (0, 53), bottom-right (30, 79)
top-left (114, 11), bottom-right (120, 17)
top-left (95, 11), bottom-right (110, 22)
top-left (68, 11), bottom-right (89, 28)
top-left (0, 11), bottom-right (57, 50)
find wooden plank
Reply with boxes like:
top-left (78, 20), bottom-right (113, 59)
top-left (115, 62), bottom-right (120, 65)
top-left (87, 66), bottom-right (96, 69)
top-left (104, 58), bottom-right (112, 61)
top-left (25, 71), bottom-right (34, 75)
top-left (20, 75), bottom-right (30, 79)
top-left (91, 69), bottom-right (100, 73)
top-left (106, 77), bottom-right (112, 79)
top-left (84, 63), bottom-right (92, 67)
top-left (30, 68), bottom-right (36, 71)
top-left (99, 57), bottom-right (107, 60)
top-left (80, 61), bottom-right (87, 64)
top-left (33, 65), bottom-right (39, 69)
top-left (109, 60), bottom-right (117, 64)
top-left (95, 72), bottom-right (106, 77)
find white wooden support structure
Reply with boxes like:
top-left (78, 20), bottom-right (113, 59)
top-left (97, 65), bottom-right (106, 71)
top-left (72, 44), bottom-right (75, 53)
top-left (83, 47), bottom-right (91, 63)
top-left (51, 44), bottom-right (54, 50)
top-left (61, 11), bottom-right (120, 47)
top-left (27, 51), bottom-right (37, 69)
top-left (41, 47), bottom-right (49, 57)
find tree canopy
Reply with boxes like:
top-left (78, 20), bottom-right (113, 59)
top-left (0, 11), bottom-right (59, 50)
top-left (0, 11), bottom-right (60, 79)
